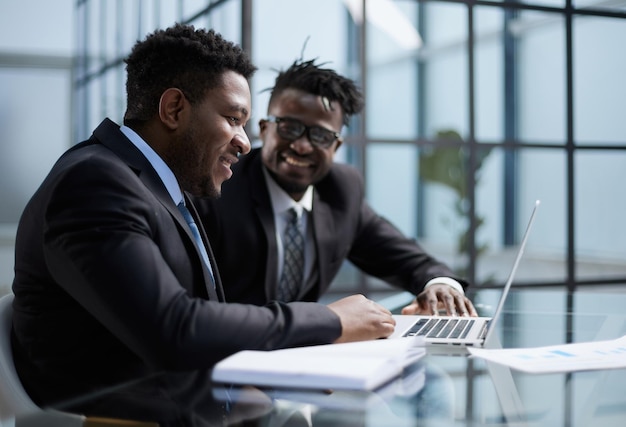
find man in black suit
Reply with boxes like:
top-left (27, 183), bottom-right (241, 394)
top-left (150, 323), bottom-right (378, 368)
top-left (10, 25), bottom-right (394, 411)
top-left (196, 59), bottom-right (477, 317)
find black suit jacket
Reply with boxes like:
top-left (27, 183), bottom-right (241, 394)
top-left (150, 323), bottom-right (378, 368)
top-left (11, 119), bottom-right (341, 407)
top-left (194, 148), bottom-right (468, 305)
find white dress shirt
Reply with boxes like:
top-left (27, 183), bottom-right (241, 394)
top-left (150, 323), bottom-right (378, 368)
top-left (120, 125), bottom-right (183, 206)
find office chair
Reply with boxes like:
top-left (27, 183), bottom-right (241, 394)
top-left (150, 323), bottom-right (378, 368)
top-left (0, 293), bottom-right (40, 424)
top-left (0, 293), bottom-right (157, 427)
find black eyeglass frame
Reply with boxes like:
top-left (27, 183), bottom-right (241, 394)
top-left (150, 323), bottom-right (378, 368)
top-left (265, 116), bottom-right (341, 148)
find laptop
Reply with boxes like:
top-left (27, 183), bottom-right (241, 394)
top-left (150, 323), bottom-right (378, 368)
top-left (389, 200), bottom-right (541, 349)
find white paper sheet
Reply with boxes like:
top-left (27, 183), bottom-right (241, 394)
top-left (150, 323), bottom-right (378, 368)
top-left (467, 335), bottom-right (626, 374)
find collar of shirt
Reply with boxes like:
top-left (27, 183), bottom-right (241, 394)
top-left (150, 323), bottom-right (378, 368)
top-left (120, 125), bottom-right (183, 206)
top-left (262, 166), bottom-right (313, 216)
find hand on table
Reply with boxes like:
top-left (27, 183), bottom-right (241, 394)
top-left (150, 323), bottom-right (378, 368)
top-left (327, 294), bottom-right (396, 343)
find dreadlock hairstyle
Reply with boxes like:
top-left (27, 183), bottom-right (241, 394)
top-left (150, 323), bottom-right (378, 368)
top-left (268, 59), bottom-right (364, 127)
top-left (124, 23), bottom-right (257, 126)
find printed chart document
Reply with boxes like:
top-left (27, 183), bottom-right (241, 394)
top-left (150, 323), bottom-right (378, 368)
top-left (212, 336), bottom-right (426, 391)
top-left (468, 334), bottom-right (626, 374)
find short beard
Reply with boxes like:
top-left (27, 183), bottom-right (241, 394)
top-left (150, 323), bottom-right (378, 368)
top-left (267, 169), bottom-right (307, 197)
top-left (161, 131), bottom-right (220, 199)
top-left (184, 175), bottom-right (220, 199)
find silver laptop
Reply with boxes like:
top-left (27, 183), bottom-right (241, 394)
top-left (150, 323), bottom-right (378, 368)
top-left (389, 200), bottom-right (541, 349)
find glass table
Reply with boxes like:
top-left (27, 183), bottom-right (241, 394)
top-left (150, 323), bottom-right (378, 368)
top-left (46, 288), bottom-right (626, 426)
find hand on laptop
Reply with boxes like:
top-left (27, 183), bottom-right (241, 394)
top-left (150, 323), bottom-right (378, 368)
top-left (401, 284), bottom-right (478, 317)
top-left (327, 294), bottom-right (396, 343)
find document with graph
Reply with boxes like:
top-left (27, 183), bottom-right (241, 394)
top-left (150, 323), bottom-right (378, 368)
top-left (467, 335), bottom-right (626, 374)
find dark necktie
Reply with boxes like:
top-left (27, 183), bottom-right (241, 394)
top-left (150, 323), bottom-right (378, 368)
top-left (177, 201), bottom-right (215, 287)
top-left (278, 208), bottom-right (305, 302)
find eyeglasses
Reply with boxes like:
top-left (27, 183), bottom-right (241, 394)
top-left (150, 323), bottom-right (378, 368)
top-left (265, 116), bottom-right (341, 148)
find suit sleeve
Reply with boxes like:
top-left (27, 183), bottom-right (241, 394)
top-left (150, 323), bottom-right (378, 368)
top-left (339, 170), bottom-right (470, 295)
top-left (42, 156), bottom-right (341, 370)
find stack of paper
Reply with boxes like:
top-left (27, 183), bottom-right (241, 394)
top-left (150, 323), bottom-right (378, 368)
top-left (213, 363), bottom-right (426, 411)
top-left (212, 337), bottom-right (425, 391)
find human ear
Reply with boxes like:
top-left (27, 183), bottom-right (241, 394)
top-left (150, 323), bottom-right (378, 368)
top-left (334, 138), bottom-right (343, 152)
top-left (258, 119), bottom-right (268, 137)
top-left (158, 88), bottom-right (186, 130)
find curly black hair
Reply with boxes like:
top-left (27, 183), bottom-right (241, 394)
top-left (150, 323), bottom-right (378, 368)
top-left (124, 23), bottom-right (256, 125)
top-left (267, 59), bottom-right (364, 126)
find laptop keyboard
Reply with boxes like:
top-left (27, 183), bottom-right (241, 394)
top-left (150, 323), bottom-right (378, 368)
top-left (403, 318), bottom-right (475, 339)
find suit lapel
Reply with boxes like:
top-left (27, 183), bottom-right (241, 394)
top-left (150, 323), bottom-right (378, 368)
top-left (310, 191), bottom-right (334, 300)
top-left (94, 119), bottom-right (220, 301)
top-left (248, 156), bottom-right (279, 300)
top-left (94, 119), bottom-right (173, 205)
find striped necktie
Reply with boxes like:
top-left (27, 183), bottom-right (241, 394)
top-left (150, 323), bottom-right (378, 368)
top-left (278, 208), bottom-right (304, 301)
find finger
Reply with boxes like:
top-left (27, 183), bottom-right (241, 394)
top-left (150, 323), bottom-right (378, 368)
top-left (436, 291), bottom-right (455, 316)
top-left (418, 297), bottom-right (431, 312)
top-left (378, 322), bottom-right (395, 339)
top-left (401, 303), bottom-right (417, 315)
top-left (428, 298), bottom-right (438, 316)
top-left (466, 298), bottom-right (479, 317)
top-left (382, 312), bottom-right (396, 327)
top-left (382, 318), bottom-right (396, 329)
top-left (401, 297), bottom-right (421, 314)
top-left (453, 294), bottom-right (469, 316)
top-left (455, 296), bottom-right (476, 317)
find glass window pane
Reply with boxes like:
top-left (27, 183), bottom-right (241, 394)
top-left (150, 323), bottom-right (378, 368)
top-left (574, 16), bottom-right (626, 145)
top-left (366, 143), bottom-right (419, 238)
top-left (0, 0), bottom-right (73, 54)
top-left (475, 147), bottom-right (504, 284)
top-left (574, 0), bottom-right (626, 12)
top-left (516, 11), bottom-right (566, 144)
top-left (426, 3), bottom-right (467, 45)
top-left (101, 68), bottom-right (126, 124)
top-left (475, 7), bottom-right (504, 142)
top-left (157, 0), bottom-right (181, 26)
top-left (184, 0), bottom-right (212, 18)
top-left (418, 142), bottom-right (470, 273)
top-left (575, 151), bottom-right (626, 281)
top-left (190, 0), bottom-right (242, 44)
top-left (118, 2), bottom-right (143, 53)
top-left (84, 79), bottom-right (103, 139)
top-left (477, 147), bottom-right (568, 285)
top-left (518, 148), bottom-right (568, 280)
top-left (423, 3), bottom-right (469, 138)
top-left (366, 0), bottom-right (420, 139)
top-left (0, 69), bottom-right (71, 223)
top-left (366, 61), bottom-right (418, 139)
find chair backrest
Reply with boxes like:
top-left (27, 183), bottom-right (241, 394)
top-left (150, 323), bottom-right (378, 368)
top-left (0, 294), bottom-right (148, 427)
top-left (0, 293), bottom-right (39, 420)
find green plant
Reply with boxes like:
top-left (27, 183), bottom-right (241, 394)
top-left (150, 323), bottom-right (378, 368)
top-left (419, 129), bottom-right (492, 273)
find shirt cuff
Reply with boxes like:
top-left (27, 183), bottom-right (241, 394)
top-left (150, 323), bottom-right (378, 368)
top-left (424, 277), bottom-right (465, 295)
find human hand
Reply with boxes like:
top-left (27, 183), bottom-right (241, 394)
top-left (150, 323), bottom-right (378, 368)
top-left (327, 294), bottom-right (396, 343)
top-left (401, 284), bottom-right (478, 317)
